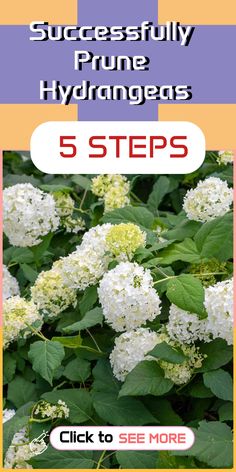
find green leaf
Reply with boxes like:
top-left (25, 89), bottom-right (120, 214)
top-left (157, 451), bottom-right (196, 469)
top-left (198, 339), bottom-right (233, 372)
top-left (102, 206), bottom-right (154, 230)
top-left (148, 342), bottom-right (187, 364)
top-left (159, 239), bottom-right (201, 265)
top-left (71, 175), bottom-right (91, 190)
top-left (28, 341), bottom-right (65, 385)
top-left (30, 233), bottom-right (53, 262)
top-left (7, 376), bottom-right (38, 408)
top-left (165, 220), bottom-right (201, 242)
top-left (30, 447), bottom-right (94, 469)
top-left (64, 307), bottom-right (103, 334)
top-left (3, 353), bottom-right (16, 384)
top-left (189, 379), bottom-right (214, 398)
top-left (142, 398), bottom-right (183, 426)
top-left (119, 361), bottom-right (173, 397)
top-left (147, 177), bottom-right (170, 213)
top-left (64, 358), bottom-right (91, 382)
top-left (40, 184), bottom-right (72, 193)
top-left (4, 247), bottom-right (34, 265)
top-left (42, 389), bottom-right (93, 424)
top-left (195, 212), bottom-right (233, 261)
top-left (93, 392), bottom-right (157, 426)
top-left (218, 402), bottom-right (233, 422)
top-left (203, 369), bottom-right (233, 401)
top-left (184, 421), bottom-right (233, 468)
top-left (166, 274), bottom-right (205, 317)
top-left (51, 335), bottom-right (82, 349)
top-left (79, 286), bottom-right (98, 316)
top-left (20, 263), bottom-right (38, 283)
top-left (116, 451), bottom-right (157, 469)
top-left (92, 359), bottom-right (121, 394)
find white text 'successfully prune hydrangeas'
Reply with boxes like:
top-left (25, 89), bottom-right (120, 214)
top-left (166, 304), bottom-right (210, 344)
top-left (204, 278), bottom-right (233, 345)
top-left (3, 296), bottom-right (43, 349)
top-left (106, 223), bottom-right (146, 261)
top-left (217, 150), bottom-right (234, 165)
top-left (183, 177), bottom-right (233, 222)
top-left (31, 268), bottom-right (77, 318)
top-left (110, 328), bottom-right (159, 381)
top-left (98, 261), bottom-right (161, 331)
top-left (91, 174), bottom-right (130, 212)
top-left (3, 265), bottom-right (20, 301)
top-left (3, 183), bottom-right (59, 247)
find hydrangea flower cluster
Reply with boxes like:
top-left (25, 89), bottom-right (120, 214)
top-left (91, 174), bottom-right (130, 212)
top-left (3, 183), bottom-right (59, 247)
top-left (4, 425), bottom-right (46, 469)
top-left (110, 328), bottom-right (159, 381)
top-left (33, 400), bottom-right (69, 420)
top-left (166, 304), bottom-right (210, 344)
top-left (53, 191), bottom-right (86, 234)
top-left (98, 261), bottom-right (161, 331)
top-left (3, 265), bottom-right (20, 301)
top-left (189, 259), bottom-right (227, 287)
top-left (204, 278), bottom-right (233, 345)
top-left (62, 215), bottom-right (85, 234)
top-left (217, 150), bottom-right (234, 165)
top-left (106, 223), bottom-right (146, 260)
top-left (183, 177), bottom-right (233, 222)
top-left (58, 224), bottom-right (112, 290)
top-left (3, 296), bottom-right (43, 349)
top-left (31, 267), bottom-right (77, 318)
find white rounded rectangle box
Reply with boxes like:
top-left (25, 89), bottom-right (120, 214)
top-left (31, 121), bottom-right (205, 174)
top-left (50, 426), bottom-right (195, 451)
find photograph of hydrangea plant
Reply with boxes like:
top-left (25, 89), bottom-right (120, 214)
top-left (3, 150), bottom-right (233, 469)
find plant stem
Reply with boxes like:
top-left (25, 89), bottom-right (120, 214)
top-left (96, 450), bottom-right (107, 469)
top-left (153, 271), bottom-right (228, 286)
top-left (130, 191), bottom-right (143, 204)
top-left (79, 189), bottom-right (88, 210)
top-left (25, 324), bottom-right (48, 341)
top-left (86, 329), bottom-right (102, 353)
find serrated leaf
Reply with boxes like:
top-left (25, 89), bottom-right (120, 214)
top-left (148, 342), bottom-right (187, 364)
top-left (71, 175), bottom-right (91, 190)
top-left (42, 389), bottom-right (93, 424)
top-left (64, 358), bottom-right (91, 382)
top-left (197, 339), bottom-right (233, 372)
top-left (218, 402), bottom-right (233, 422)
top-left (79, 286), bottom-right (98, 316)
top-left (119, 361), bottom-right (173, 397)
top-left (189, 379), bottom-right (214, 398)
top-left (166, 274), bottom-right (205, 317)
top-left (203, 369), bottom-right (233, 401)
top-left (142, 398), bottom-right (183, 426)
top-left (93, 392), bottom-right (157, 426)
top-left (116, 451), bottom-right (157, 469)
top-left (159, 239), bottom-right (201, 265)
top-left (184, 421), bottom-right (233, 468)
top-left (28, 341), bottom-right (65, 385)
top-left (30, 447), bottom-right (94, 469)
top-left (102, 206), bottom-right (154, 230)
top-left (20, 263), bottom-right (38, 283)
top-left (64, 307), bottom-right (103, 333)
top-left (3, 353), bottom-right (16, 384)
top-left (147, 177), bottom-right (170, 213)
top-left (195, 212), bottom-right (233, 261)
top-left (165, 220), bottom-right (201, 242)
top-left (51, 335), bottom-right (82, 349)
top-left (92, 359), bottom-right (121, 394)
top-left (7, 376), bottom-right (38, 408)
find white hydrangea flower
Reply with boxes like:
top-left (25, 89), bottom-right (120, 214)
top-left (62, 215), bottom-right (85, 234)
top-left (3, 265), bottom-right (20, 301)
top-left (110, 328), bottom-right (159, 381)
top-left (91, 174), bottom-right (130, 212)
top-left (31, 267), bottom-right (77, 318)
top-left (105, 223), bottom-right (146, 261)
top-left (3, 183), bottom-right (59, 247)
top-left (3, 296), bottom-right (43, 349)
top-left (218, 151), bottom-right (234, 165)
top-left (53, 192), bottom-right (75, 217)
top-left (80, 223), bottom-right (112, 255)
top-left (33, 400), bottom-right (69, 420)
top-left (204, 278), bottom-right (233, 345)
top-left (3, 409), bottom-right (15, 423)
top-left (98, 261), bottom-right (161, 332)
top-left (4, 426), bottom-right (46, 469)
top-left (183, 177), bottom-right (233, 223)
top-left (104, 187), bottom-right (130, 213)
top-left (166, 304), bottom-right (210, 344)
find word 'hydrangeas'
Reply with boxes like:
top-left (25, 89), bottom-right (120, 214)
top-left (3, 265), bottom-right (20, 301)
top-left (3, 296), bottom-right (42, 349)
top-left (91, 174), bottom-right (130, 212)
top-left (3, 183), bottom-right (59, 247)
top-left (110, 328), bottom-right (158, 381)
top-left (106, 223), bottom-right (146, 260)
top-left (166, 304), bottom-right (210, 344)
top-left (204, 278), bottom-right (233, 345)
top-left (31, 267), bottom-right (77, 318)
top-left (98, 261), bottom-right (161, 331)
top-left (33, 400), bottom-right (69, 420)
top-left (217, 150), bottom-right (234, 165)
top-left (183, 177), bottom-right (233, 223)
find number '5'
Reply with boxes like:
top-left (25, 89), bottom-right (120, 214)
top-left (60, 136), bottom-right (77, 158)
